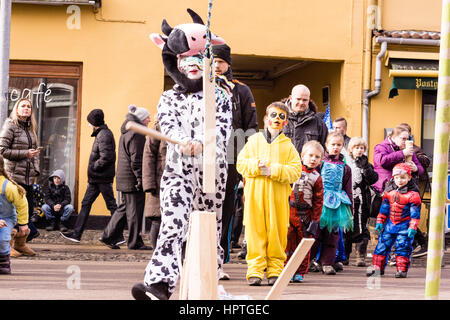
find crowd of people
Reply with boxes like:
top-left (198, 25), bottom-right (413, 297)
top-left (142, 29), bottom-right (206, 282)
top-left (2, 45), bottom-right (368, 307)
top-left (0, 39), bottom-right (432, 301)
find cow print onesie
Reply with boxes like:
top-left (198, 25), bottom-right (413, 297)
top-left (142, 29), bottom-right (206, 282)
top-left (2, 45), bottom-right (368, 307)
top-left (143, 86), bottom-right (232, 295)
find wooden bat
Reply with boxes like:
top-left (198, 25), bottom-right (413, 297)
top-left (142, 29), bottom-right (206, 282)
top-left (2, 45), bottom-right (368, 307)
top-left (265, 238), bottom-right (315, 300)
top-left (125, 121), bottom-right (183, 145)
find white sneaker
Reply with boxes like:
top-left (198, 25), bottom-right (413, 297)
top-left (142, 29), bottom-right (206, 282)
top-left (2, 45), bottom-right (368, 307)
top-left (219, 270), bottom-right (230, 280)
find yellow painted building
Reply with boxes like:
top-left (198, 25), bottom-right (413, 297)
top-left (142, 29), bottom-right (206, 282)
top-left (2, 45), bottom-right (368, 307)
top-left (7, 0), bottom-right (443, 219)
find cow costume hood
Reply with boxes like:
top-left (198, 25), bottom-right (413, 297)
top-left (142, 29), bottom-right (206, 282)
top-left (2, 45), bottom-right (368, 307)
top-left (150, 9), bottom-right (225, 93)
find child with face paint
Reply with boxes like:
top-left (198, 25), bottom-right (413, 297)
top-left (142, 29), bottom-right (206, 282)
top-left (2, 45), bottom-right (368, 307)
top-left (367, 163), bottom-right (421, 278)
top-left (236, 102), bottom-right (302, 286)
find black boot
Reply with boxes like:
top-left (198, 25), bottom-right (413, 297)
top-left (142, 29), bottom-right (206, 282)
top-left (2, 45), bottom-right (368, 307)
top-left (131, 282), bottom-right (169, 300)
top-left (46, 219), bottom-right (57, 231)
top-left (0, 254), bottom-right (11, 274)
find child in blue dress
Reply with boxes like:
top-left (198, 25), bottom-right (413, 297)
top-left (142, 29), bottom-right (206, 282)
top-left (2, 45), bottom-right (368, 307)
top-left (310, 132), bottom-right (353, 275)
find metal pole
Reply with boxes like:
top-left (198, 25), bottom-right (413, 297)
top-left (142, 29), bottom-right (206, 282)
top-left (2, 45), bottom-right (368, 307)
top-left (0, 0), bottom-right (12, 126)
top-left (425, 0), bottom-right (450, 300)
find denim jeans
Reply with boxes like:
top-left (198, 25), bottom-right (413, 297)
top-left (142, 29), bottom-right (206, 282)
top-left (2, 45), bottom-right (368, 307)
top-left (0, 189), bottom-right (17, 255)
top-left (42, 204), bottom-right (74, 222)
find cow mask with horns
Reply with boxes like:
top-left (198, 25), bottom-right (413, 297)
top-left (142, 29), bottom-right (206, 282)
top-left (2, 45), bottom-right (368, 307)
top-left (150, 9), bottom-right (225, 93)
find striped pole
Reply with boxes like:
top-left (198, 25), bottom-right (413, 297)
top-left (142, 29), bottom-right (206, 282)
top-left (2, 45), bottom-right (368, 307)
top-left (424, 0), bottom-right (450, 300)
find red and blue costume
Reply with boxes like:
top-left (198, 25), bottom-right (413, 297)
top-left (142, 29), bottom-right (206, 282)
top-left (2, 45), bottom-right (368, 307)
top-left (372, 179), bottom-right (421, 273)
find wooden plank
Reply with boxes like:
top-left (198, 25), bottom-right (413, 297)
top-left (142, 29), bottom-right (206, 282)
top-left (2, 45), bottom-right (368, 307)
top-left (179, 211), bottom-right (218, 300)
top-left (265, 238), bottom-right (315, 300)
top-left (202, 57), bottom-right (216, 194)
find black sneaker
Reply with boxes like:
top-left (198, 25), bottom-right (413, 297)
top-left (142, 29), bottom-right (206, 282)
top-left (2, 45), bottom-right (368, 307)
top-left (131, 282), bottom-right (169, 300)
top-left (333, 262), bottom-right (344, 272)
top-left (247, 277), bottom-right (262, 286)
top-left (46, 220), bottom-right (57, 231)
top-left (309, 260), bottom-right (322, 273)
top-left (59, 222), bottom-right (69, 233)
top-left (267, 277), bottom-right (278, 286)
top-left (26, 230), bottom-right (40, 243)
top-left (366, 266), bottom-right (384, 277)
top-left (99, 237), bottom-right (120, 249)
top-left (395, 271), bottom-right (408, 278)
top-left (115, 235), bottom-right (126, 246)
top-left (411, 245), bottom-right (427, 258)
top-left (60, 231), bottom-right (81, 243)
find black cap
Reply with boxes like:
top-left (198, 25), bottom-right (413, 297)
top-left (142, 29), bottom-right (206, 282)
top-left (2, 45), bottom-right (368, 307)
top-left (212, 44), bottom-right (232, 65)
top-left (87, 109), bottom-right (104, 126)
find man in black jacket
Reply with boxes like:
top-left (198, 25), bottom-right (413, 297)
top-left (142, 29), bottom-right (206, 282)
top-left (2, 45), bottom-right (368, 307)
top-left (283, 84), bottom-right (328, 153)
top-left (212, 44), bottom-right (258, 278)
top-left (100, 105), bottom-right (152, 250)
top-left (61, 109), bottom-right (117, 243)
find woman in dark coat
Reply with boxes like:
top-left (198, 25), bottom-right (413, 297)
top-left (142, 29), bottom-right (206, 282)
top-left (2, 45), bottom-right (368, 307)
top-left (101, 105), bottom-right (151, 250)
top-left (0, 98), bottom-right (41, 246)
top-left (142, 117), bottom-right (167, 249)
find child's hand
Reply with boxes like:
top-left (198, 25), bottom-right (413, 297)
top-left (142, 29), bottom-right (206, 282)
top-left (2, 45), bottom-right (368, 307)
top-left (405, 161), bottom-right (418, 173)
top-left (407, 228), bottom-right (417, 238)
top-left (17, 224), bottom-right (30, 236)
top-left (179, 141), bottom-right (203, 156)
top-left (0, 219), bottom-right (7, 229)
top-left (375, 223), bottom-right (384, 233)
top-left (258, 161), bottom-right (271, 176)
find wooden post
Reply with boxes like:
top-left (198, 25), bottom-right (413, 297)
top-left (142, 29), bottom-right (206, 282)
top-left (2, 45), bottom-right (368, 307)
top-left (425, 0), bottom-right (450, 300)
top-left (179, 211), bottom-right (218, 300)
top-left (202, 56), bottom-right (216, 194)
top-left (265, 238), bottom-right (315, 300)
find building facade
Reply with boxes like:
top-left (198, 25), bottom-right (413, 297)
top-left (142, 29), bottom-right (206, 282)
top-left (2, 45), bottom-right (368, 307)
top-left (7, 0), bottom-right (444, 218)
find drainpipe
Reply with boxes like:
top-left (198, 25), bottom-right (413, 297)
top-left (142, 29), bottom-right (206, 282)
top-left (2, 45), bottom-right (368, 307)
top-left (362, 40), bottom-right (387, 145)
top-left (0, 0), bottom-right (11, 127)
top-left (362, 36), bottom-right (440, 145)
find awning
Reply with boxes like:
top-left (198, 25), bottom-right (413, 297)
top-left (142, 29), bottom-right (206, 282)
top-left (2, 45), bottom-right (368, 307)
top-left (389, 77), bottom-right (438, 98)
top-left (12, 0), bottom-right (101, 7)
top-left (388, 58), bottom-right (439, 98)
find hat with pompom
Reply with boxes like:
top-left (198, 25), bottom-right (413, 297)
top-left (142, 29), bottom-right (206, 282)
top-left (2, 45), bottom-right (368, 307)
top-left (128, 104), bottom-right (150, 122)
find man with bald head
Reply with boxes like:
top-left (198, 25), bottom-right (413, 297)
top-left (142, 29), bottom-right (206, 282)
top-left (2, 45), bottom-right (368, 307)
top-left (283, 84), bottom-right (328, 154)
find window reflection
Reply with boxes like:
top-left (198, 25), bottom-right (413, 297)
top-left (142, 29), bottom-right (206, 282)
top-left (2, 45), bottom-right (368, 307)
top-left (8, 77), bottom-right (78, 205)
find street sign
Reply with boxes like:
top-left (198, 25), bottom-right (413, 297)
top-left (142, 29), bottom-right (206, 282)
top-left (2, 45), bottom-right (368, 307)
top-left (447, 174), bottom-right (450, 201)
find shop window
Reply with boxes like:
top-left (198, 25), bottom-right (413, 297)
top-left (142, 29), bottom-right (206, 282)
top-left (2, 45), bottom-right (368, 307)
top-left (8, 62), bottom-right (82, 209)
top-left (421, 90), bottom-right (450, 172)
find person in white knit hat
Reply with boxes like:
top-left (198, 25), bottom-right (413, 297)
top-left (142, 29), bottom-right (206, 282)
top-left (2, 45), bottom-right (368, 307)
top-left (100, 104), bottom-right (152, 250)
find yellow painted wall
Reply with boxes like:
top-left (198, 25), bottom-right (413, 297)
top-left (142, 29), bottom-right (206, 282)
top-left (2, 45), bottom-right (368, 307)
top-left (8, 0), bottom-right (409, 216)
top-left (381, 0), bottom-right (442, 32)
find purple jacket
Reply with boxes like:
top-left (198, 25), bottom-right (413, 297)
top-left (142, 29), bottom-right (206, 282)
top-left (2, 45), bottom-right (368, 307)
top-left (373, 137), bottom-right (424, 193)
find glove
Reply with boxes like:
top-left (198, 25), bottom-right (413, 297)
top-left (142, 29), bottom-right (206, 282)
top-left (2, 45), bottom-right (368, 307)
top-left (375, 223), bottom-right (384, 233)
top-left (407, 228), bottom-right (417, 238)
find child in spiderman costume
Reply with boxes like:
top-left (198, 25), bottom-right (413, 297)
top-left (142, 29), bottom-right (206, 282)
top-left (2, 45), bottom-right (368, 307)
top-left (367, 163), bottom-right (421, 278)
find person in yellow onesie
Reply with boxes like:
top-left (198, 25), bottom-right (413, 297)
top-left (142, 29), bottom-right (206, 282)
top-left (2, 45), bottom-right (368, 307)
top-left (237, 101), bottom-right (302, 286)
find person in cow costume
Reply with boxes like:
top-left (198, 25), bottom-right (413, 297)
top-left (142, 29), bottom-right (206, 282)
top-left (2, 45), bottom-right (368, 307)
top-left (367, 163), bottom-right (421, 278)
top-left (131, 9), bottom-right (233, 300)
